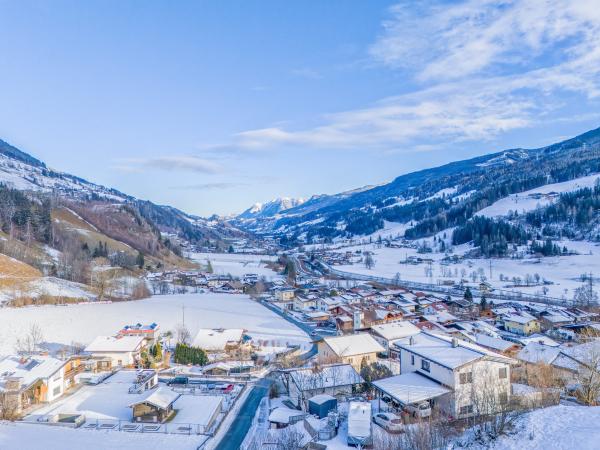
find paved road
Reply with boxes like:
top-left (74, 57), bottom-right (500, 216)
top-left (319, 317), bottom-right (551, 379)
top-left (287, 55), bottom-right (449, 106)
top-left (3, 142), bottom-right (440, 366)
top-left (214, 378), bottom-right (272, 450)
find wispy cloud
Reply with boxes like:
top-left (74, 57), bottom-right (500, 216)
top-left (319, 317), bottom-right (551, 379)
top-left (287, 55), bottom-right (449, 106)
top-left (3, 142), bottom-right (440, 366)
top-left (114, 156), bottom-right (221, 174)
top-left (226, 1), bottom-right (600, 152)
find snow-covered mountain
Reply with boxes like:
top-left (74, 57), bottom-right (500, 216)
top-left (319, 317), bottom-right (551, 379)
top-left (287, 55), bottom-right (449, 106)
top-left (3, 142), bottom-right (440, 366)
top-left (0, 138), bottom-right (244, 243)
top-left (237, 197), bottom-right (306, 220)
top-left (230, 126), bottom-right (600, 243)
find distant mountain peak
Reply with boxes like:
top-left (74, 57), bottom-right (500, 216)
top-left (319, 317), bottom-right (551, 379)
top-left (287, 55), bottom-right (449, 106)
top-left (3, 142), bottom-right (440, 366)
top-left (238, 197), bottom-right (306, 220)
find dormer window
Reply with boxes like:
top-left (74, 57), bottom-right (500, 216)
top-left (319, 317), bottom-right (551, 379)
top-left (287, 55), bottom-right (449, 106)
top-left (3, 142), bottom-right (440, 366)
top-left (421, 359), bottom-right (430, 372)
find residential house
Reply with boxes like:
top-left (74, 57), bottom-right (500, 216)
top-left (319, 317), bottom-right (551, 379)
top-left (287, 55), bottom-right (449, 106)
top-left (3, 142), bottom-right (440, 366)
top-left (192, 328), bottom-right (246, 353)
top-left (502, 312), bottom-right (541, 336)
top-left (389, 331), bottom-right (514, 418)
top-left (317, 334), bottom-right (384, 371)
top-left (370, 321), bottom-right (420, 356)
top-left (0, 355), bottom-right (69, 416)
top-left (84, 335), bottom-right (146, 367)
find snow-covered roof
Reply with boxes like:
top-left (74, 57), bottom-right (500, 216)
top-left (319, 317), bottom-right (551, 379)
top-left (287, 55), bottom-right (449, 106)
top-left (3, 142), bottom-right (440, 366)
top-left (288, 363), bottom-right (363, 389)
top-left (85, 335), bottom-right (145, 353)
top-left (192, 328), bottom-right (245, 351)
top-left (516, 334), bottom-right (559, 347)
top-left (129, 387), bottom-right (180, 410)
top-left (395, 331), bottom-right (513, 369)
top-left (268, 407), bottom-right (306, 424)
top-left (371, 321), bottom-right (420, 342)
top-left (0, 355), bottom-right (66, 392)
top-left (503, 312), bottom-right (538, 325)
top-left (373, 372), bottom-right (451, 405)
top-left (323, 334), bottom-right (384, 357)
top-left (473, 333), bottom-right (516, 352)
top-left (518, 342), bottom-right (561, 365)
top-left (309, 394), bottom-right (336, 405)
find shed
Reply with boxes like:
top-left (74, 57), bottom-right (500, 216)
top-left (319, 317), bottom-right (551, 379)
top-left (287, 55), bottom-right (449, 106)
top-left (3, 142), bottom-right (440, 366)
top-left (308, 394), bottom-right (337, 419)
top-left (128, 387), bottom-right (180, 423)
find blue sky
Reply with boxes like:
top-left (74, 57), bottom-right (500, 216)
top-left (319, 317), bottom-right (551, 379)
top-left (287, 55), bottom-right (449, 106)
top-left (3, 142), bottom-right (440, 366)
top-left (1, 0), bottom-right (600, 216)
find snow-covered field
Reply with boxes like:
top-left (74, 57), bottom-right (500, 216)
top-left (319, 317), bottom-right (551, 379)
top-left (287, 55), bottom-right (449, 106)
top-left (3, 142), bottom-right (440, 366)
top-left (0, 293), bottom-right (309, 355)
top-left (467, 405), bottom-right (600, 450)
top-left (0, 422), bottom-right (199, 450)
top-left (190, 252), bottom-right (281, 279)
top-left (334, 239), bottom-right (600, 299)
top-left (476, 173), bottom-right (600, 218)
top-left (24, 371), bottom-right (222, 426)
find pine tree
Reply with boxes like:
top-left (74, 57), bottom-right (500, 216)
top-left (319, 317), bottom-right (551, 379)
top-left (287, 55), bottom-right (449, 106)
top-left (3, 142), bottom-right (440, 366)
top-left (136, 251), bottom-right (145, 269)
top-left (464, 286), bottom-right (473, 302)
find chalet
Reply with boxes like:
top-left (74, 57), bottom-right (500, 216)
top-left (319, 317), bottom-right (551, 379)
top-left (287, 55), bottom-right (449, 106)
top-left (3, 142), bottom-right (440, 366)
top-left (84, 335), bottom-right (146, 367)
top-left (0, 355), bottom-right (69, 416)
top-left (192, 328), bottom-right (246, 353)
top-left (129, 387), bottom-right (180, 423)
top-left (317, 334), bottom-right (384, 370)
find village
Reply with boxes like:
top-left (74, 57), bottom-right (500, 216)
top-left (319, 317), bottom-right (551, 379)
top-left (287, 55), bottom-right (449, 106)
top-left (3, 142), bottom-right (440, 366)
top-left (2, 248), bottom-right (600, 450)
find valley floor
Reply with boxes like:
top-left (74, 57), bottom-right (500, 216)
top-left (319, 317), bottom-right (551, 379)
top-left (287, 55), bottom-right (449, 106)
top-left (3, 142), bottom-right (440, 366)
top-left (333, 239), bottom-right (600, 300)
top-left (0, 292), bottom-right (310, 356)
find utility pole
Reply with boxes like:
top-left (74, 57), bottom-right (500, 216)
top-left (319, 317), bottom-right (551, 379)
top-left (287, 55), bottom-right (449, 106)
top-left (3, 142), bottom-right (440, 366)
top-left (182, 304), bottom-right (186, 328)
top-left (489, 259), bottom-right (493, 280)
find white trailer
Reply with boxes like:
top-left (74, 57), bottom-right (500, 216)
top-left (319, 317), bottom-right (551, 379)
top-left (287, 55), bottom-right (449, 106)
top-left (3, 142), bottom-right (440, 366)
top-left (347, 401), bottom-right (372, 447)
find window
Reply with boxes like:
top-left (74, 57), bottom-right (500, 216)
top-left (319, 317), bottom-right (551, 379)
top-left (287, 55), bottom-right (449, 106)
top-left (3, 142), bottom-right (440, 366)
top-left (53, 386), bottom-right (61, 396)
top-left (499, 367), bottom-right (508, 379)
top-left (459, 405), bottom-right (474, 415)
top-left (459, 372), bottom-right (473, 384)
top-left (411, 354), bottom-right (415, 365)
top-left (421, 359), bottom-right (430, 372)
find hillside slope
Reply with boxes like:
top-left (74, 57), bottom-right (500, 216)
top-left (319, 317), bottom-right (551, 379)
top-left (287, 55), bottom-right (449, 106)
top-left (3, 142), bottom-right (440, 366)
top-left (236, 126), bottom-right (600, 244)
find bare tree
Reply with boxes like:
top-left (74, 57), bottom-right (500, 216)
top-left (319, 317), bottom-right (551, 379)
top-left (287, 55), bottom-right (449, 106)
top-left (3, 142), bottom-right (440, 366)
top-left (572, 337), bottom-right (600, 405)
top-left (175, 324), bottom-right (192, 345)
top-left (14, 323), bottom-right (44, 355)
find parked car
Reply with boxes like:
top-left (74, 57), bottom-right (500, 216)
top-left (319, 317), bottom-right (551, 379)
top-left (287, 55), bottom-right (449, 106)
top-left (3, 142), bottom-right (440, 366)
top-left (223, 384), bottom-right (235, 393)
top-left (167, 376), bottom-right (189, 386)
top-left (373, 412), bottom-right (403, 433)
top-left (404, 401), bottom-right (431, 418)
top-left (347, 402), bottom-right (372, 447)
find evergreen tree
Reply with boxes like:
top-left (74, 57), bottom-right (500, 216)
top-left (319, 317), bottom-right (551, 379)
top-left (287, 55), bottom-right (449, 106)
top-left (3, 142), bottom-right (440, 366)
top-left (136, 251), bottom-right (145, 269)
top-left (464, 286), bottom-right (473, 302)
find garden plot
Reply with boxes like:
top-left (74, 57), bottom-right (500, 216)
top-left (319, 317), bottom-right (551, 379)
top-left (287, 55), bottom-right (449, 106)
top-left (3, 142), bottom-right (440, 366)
top-left (0, 293), bottom-right (310, 356)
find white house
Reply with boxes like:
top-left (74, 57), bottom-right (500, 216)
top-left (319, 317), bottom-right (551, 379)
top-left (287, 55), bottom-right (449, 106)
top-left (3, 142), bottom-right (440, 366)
top-left (388, 331), bottom-right (514, 418)
top-left (85, 335), bottom-right (146, 367)
top-left (0, 355), bottom-right (69, 415)
top-left (192, 328), bottom-right (245, 353)
top-left (293, 295), bottom-right (318, 312)
top-left (370, 321), bottom-right (420, 355)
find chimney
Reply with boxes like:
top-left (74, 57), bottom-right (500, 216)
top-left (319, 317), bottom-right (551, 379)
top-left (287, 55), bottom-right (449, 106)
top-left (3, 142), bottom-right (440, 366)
top-left (409, 336), bottom-right (415, 346)
top-left (452, 338), bottom-right (459, 348)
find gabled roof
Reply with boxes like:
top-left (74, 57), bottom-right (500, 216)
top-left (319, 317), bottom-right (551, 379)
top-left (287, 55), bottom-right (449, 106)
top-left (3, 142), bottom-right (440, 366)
top-left (85, 335), bottom-right (145, 353)
top-left (129, 386), bottom-right (180, 410)
top-left (395, 331), bottom-right (513, 369)
top-left (323, 334), bottom-right (384, 357)
top-left (192, 328), bottom-right (245, 351)
top-left (371, 321), bottom-right (420, 342)
top-left (0, 356), bottom-right (66, 392)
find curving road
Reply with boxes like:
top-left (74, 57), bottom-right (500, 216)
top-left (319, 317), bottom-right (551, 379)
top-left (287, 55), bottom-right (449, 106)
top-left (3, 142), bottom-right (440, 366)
top-left (213, 378), bottom-right (272, 450)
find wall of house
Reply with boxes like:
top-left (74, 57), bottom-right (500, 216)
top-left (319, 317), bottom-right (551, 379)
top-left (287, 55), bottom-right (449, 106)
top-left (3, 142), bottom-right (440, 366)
top-left (399, 348), bottom-right (455, 387)
top-left (90, 351), bottom-right (136, 367)
top-left (452, 360), bottom-right (511, 418)
top-left (45, 367), bottom-right (66, 403)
